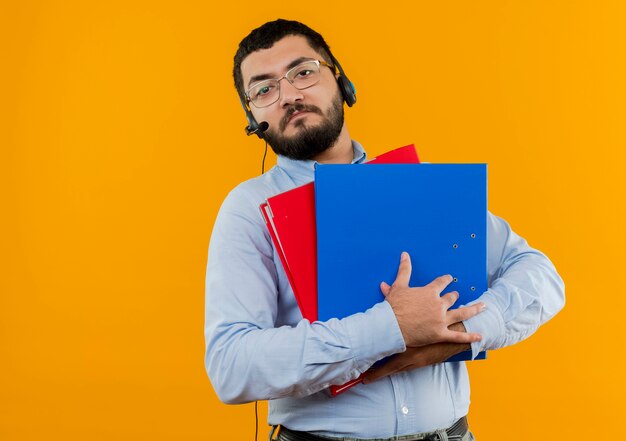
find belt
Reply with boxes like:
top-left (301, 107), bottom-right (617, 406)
top-left (274, 416), bottom-right (469, 441)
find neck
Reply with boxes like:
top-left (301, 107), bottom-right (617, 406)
top-left (312, 125), bottom-right (353, 164)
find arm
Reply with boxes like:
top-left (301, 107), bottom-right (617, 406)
top-left (205, 184), bottom-right (482, 403)
top-left (363, 323), bottom-right (470, 384)
top-left (205, 186), bottom-right (487, 403)
top-left (204, 188), bottom-right (406, 403)
top-left (462, 212), bottom-right (565, 358)
top-left (363, 212), bottom-right (565, 382)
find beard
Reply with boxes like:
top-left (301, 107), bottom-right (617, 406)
top-left (262, 92), bottom-right (344, 161)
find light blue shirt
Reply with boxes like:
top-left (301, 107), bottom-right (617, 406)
top-left (204, 141), bottom-right (565, 438)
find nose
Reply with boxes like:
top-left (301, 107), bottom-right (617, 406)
top-left (278, 78), bottom-right (304, 108)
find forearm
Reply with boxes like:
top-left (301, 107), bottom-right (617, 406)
top-left (362, 322), bottom-right (472, 384)
top-left (205, 301), bottom-right (404, 403)
top-left (205, 195), bottom-right (405, 403)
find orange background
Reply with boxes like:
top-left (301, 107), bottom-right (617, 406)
top-left (2, 1), bottom-right (624, 440)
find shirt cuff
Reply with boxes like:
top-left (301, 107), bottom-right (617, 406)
top-left (462, 298), bottom-right (505, 359)
top-left (344, 301), bottom-right (406, 371)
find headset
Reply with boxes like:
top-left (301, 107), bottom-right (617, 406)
top-left (240, 54), bottom-right (356, 139)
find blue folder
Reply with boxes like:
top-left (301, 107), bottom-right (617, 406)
top-left (315, 163), bottom-right (487, 361)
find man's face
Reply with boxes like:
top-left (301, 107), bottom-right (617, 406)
top-left (240, 35), bottom-right (345, 160)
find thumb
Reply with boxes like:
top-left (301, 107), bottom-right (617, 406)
top-left (380, 281), bottom-right (391, 297)
top-left (392, 251), bottom-right (412, 288)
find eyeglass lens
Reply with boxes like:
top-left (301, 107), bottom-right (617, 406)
top-left (248, 61), bottom-right (322, 108)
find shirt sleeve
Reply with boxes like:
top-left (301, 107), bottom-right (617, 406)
top-left (462, 212), bottom-right (565, 359)
top-left (204, 186), bottom-right (406, 404)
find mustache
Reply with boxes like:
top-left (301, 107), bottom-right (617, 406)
top-left (279, 103), bottom-right (324, 131)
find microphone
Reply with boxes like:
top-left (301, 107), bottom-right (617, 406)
top-left (246, 121), bottom-right (269, 137)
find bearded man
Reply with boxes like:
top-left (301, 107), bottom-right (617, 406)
top-left (204, 19), bottom-right (564, 441)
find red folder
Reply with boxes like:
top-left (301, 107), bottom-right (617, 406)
top-left (261, 183), bottom-right (317, 320)
top-left (260, 144), bottom-right (420, 395)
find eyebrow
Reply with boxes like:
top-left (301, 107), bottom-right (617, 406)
top-left (247, 57), bottom-right (316, 88)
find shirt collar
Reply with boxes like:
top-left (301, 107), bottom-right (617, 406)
top-left (276, 141), bottom-right (367, 186)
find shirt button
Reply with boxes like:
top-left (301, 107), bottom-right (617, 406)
top-left (401, 406), bottom-right (409, 415)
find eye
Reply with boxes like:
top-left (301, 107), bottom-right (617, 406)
top-left (296, 69), bottom-right (313, 77)
top-left (257, 85), bottom-right (272, 96)
top-left (251, 82), bottom-right (276, 99)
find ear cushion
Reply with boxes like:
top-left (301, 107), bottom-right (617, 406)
top-left (337, 75), bottom-right (357, 107)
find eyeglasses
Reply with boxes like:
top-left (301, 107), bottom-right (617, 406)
top-left (245, 59), bottom-right (334, 108)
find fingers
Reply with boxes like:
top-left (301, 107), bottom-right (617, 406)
top-left (392, 251), bottom-right (412, 288)
top-left (440, 291), bottom-right (459, 309)
top-left (425, 274), bottom-right (453, 294)
top-left (441, 329), bottom-right (483, 344)
top-left (448, 303), bottom-right (486, 323)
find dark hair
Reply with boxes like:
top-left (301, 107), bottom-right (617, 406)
top-left (233, 19), bottom-right (335, 100)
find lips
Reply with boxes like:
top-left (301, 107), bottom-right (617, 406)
top-left (287, 110), bottom-right (309, 124)
top-left (280, 104), bottom-right (323, 131)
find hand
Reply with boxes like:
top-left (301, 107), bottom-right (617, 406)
top-left (382, 252), bottom-right (485, 347)
top-left (363, 323), bottom-right (471, 384)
